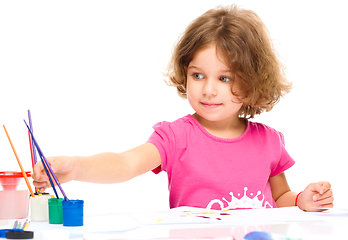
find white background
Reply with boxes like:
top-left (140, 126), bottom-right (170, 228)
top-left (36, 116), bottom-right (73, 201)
top-left (0, 0), bottom-right (347, 213)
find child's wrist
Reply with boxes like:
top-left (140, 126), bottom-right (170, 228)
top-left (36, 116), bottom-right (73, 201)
top-left (295, 191), bottom-right (303, 208)
top-left (68, 156), bottom-right (79, 181)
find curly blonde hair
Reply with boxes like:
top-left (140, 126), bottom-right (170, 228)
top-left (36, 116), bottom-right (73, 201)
top-left (166, 5), bottom-right (292, 119)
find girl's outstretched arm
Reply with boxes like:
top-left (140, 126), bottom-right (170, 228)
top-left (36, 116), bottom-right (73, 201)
top-left (33, 143), bottom-right (161, 192)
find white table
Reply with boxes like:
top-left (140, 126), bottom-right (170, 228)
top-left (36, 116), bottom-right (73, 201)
top-left (2, 207), bottom-right (348, 240)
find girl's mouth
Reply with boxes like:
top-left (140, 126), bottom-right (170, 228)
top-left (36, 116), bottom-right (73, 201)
top-left (201, 102), bottom-right (222, 109)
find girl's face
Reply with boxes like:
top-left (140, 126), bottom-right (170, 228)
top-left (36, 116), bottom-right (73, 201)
top-left (186, 45), bottom-right (243, 125)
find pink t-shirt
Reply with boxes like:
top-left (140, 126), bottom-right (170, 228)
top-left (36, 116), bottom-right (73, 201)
top-left (148, 115), bottom-right (295, 210)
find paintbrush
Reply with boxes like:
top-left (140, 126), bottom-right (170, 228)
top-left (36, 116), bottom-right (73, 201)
top-left (28, 110), bottom-right (37, 164)
top-left (24, 120), bottom-right (69, 201)
top-left (36, 147), bottom-right (59, 199)
top-left (3, 125), bottom-right (35, 197)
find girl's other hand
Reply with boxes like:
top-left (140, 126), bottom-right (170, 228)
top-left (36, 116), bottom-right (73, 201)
top-left (32, 156), bottom-right (76, 192)
top-left (298, 181), bottom-right (334, 211)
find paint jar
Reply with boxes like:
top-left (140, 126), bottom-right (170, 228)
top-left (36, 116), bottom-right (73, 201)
top-left (62, 199), bottom-right (84, 227)
top-left (0, 171), bottom-right (31, 219)
top-left (48, 198), bottom-right (64, 224)
top-left (30, 195), bottom-right (51, 221)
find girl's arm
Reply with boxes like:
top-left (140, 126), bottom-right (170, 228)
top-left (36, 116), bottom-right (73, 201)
top-left (33, 143), bottom-right (161, 192)
top-left (269, 172), bottom-right (334, 211)
top-left (269, 172), bottom-right (297, 207)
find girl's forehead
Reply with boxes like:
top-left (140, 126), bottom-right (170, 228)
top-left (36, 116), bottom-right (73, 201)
top-left (190, 44), bottom-right (230, 68)
top-left (187, 45), bottom-right (232, 76)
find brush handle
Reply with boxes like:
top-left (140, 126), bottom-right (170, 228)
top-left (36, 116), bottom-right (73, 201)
top-left (39, 151), bottom-right (59, 198)
top-left (24, 120), bottom-right (69, 201)
top-left (28, 110), bottom-right (38, 164)
top-left (3, 125), bottom-right (35, 197)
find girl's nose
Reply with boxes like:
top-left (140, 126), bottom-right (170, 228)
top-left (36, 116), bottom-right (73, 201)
top-left (202, 79), bottom-right (217, 96)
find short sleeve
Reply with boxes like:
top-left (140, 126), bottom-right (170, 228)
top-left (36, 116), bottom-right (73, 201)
top-left (147, 121), bottom-right (175, 174)
top-left (270, 132), bottom-right (295, 177)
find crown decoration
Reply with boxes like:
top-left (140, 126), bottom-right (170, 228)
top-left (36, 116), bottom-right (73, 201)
top-left (206, 187), bottom-right (273, 210)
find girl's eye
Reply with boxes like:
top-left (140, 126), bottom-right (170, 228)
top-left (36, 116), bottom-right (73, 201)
top-left (220, 76), bottom-right (231, 82)
top-left (193, 73), bottom-right (204, 80)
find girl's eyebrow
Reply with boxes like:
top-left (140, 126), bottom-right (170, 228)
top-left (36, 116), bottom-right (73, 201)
top-left (187, 65), bottom-right (231, 74)
top-left (187, 65), bottom-right (200, 70)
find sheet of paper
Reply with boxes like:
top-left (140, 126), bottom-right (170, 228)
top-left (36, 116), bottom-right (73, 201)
top-left (128, 206), bottom-right (325, 226)
top-left (309, 208), bottom-right (348, 226)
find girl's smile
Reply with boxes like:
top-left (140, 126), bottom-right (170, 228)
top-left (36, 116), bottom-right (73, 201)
top-left (200, 101), bottom-right (222, 109)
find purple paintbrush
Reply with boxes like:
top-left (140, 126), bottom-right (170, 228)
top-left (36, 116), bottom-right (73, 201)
top-left (24, 120), bottom-right (69, 201)
top-left (28, 110), bottom-right (38, 164)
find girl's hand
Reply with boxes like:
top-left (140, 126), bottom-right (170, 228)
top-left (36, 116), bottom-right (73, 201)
top-left (32, 156), bottom-right (76, 192)
top-left (297, 181), bottom-right (334, 211)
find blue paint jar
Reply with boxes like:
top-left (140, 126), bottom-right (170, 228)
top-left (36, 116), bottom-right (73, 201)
top-left (62, 199), bottom-right (84, 227)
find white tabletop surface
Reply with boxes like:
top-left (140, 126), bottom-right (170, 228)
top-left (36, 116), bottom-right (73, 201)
top-left (1, 207), bottom-right (348, 240)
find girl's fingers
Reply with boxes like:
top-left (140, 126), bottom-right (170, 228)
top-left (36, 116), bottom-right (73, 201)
top-left (313, 189), bottom-right (333, 202)
top-left (313, 194), bottom-right (334, 208)
top-left (317, 181), bottom-right (331, 194)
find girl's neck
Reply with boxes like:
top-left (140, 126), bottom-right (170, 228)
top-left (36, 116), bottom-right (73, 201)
top-left (192, 113), bottom-right (246, 139)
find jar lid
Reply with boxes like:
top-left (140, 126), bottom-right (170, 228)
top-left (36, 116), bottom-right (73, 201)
top-left (0, 171), bottom-right (32, 178)
top-left (7, 231), bottom-right (34, 239)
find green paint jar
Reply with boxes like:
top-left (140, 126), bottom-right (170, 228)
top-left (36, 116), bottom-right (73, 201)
top-left (48, 198), bottom-right (63, 224)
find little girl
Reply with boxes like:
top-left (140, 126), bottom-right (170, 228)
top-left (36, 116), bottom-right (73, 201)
top-left (33, 4), bottom-right (333, 211)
